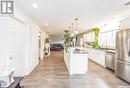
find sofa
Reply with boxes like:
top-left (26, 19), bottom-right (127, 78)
top-left (50, 44), bottom-right (64, 51)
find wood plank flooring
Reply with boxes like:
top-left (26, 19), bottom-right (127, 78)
top-left (21, 51), bottom-right (130, 88)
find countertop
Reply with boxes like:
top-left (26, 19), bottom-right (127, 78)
top-left (73, 51), bottom-right (89, 54)
top-left (85, 47), bottom-right (115, 50)
top-left (85, 47), bottom-right (116, 53)
top-left (105, 49), bottom-right (116, 54)
top-left (73, 48), bottom-right (89, 54)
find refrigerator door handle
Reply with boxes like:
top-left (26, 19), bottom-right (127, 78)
top-left (115, 49), bottom-right (119, 59)
top-left (128, 37), bottom-right (130, 56)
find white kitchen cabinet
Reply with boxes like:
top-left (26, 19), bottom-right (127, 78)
top-left (86, 48), bottom-right (106, 67)
top-left (83, 32), bottom-right (95, 42)
top-left (99, 33), bottom-right (107, 47)
top-left (99, 30), bottom-right (117, 48)
top-left (64, 47), bottom-right (88, 75)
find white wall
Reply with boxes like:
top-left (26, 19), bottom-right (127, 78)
top-left (0, 8), bottom-right (47, 76)
top-left (51, 36), bottom-right (64, 44)
top-left (40, 31), bottom-right (47, 59)
top-left (0, 17), bottom-right (9, 71)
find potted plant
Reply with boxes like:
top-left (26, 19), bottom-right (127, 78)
top-left (44, 38), bottom-right (51, 57)
top-left (64, 30), bottom-right (72, 52)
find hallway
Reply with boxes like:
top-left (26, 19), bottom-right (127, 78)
top-left (21, 51), bottom-right (130, 88)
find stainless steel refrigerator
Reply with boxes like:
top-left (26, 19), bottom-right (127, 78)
top-left (115, 29), bottom-right (130, 83)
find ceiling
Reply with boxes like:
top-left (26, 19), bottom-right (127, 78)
top-left (16, 0), bottom-right (130, 37)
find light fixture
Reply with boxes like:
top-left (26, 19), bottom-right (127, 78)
top-left (71, 33), bottom-right (74, 37)
top-left (74, 18), bottom-right (79, 34)
top-left (44, 23), bottom-right (48, 26)
top-left (124, 1), bottom-right (130, 6)
top-left (74, 30), bottom-right (79, 34)
top-left (70, 23), bottom-right (75, 37)
top-left (32, 3), bottom-right (38, 8)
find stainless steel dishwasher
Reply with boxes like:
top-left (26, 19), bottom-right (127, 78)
top-left (105, 50), bottom-right (115, 70)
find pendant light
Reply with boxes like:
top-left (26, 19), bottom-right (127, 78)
top-left (74, 18), bottom-right (79, 34)
top-left (71, 23), bottom-right (75, 37)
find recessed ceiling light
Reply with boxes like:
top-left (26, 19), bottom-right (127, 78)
top-left (32, 3), bottom-right (38, 8)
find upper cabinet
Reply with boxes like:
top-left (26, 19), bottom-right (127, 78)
top-left (82, 21), bottom-right (119, 48)
top-left (99, 30), bottom-right (117, 48)
top-left (83, 32), bottom-right (95, 42)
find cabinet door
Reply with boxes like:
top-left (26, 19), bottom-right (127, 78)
top-left (99, 33), bottom-right (107, 47)
top-left (84, 32), bottom-right (95, 42)
top-left (95, 50), bottom-right (106, 67)
top-left (89, 49), bottom-right (106, 67)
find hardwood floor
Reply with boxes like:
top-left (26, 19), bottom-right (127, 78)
top-left (21, 51), bottom-right (130, 88)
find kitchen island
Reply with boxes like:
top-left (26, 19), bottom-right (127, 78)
top-left (64, 47), bottom-right (89, 75)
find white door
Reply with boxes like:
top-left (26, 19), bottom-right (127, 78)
top-left (7, 17), bottom-right (28, 76)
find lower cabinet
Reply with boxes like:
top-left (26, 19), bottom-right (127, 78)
top-left (64, 47), bottom-right (89, 75)
top-left (86, 48), bottom-right (106, 67)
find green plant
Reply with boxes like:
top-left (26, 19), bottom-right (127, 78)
top-left (46, 38), bottom-right (50, 43)
top-left (64, 30), bottom-right (72, 52)
top-left (92, 28), bottom-right (100, 48)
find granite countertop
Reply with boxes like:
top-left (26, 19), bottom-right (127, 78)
top-left (86, 47), bottom-right (115, 50)
top-left (85, 47), bottom-right (116, 52)
top-left (105, 49), bottom-right (116, 54)
top-left (73, 51), bottom-right (89, 54)
top-left (73, 48), bottom-right (89, 54)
